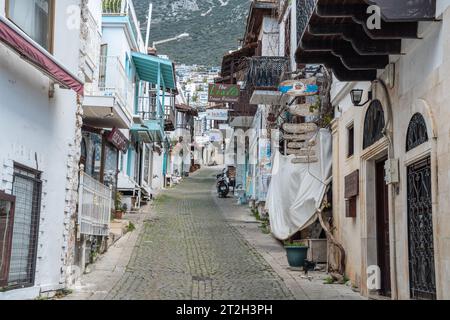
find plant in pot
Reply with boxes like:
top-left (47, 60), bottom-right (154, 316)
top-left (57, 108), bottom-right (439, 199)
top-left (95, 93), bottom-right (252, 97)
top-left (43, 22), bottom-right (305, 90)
top-left (114, 192), bottom-right (125, 220)
top-left (284, 241), bottom-right (309, 268)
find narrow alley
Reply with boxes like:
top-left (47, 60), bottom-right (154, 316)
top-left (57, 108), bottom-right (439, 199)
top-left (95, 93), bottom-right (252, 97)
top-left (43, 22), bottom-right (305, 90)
top-left (65, 168), bottom-right (362, 300)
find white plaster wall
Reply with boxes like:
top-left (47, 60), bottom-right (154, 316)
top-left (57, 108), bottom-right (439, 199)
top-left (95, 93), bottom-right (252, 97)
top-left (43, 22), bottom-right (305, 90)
top-left (259, 17), bottom-right (279, 57)
top-left (0, 0), bottom-right (81, 299)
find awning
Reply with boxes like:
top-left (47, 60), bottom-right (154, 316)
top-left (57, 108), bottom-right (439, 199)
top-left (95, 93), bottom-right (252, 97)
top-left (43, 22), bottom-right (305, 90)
top-left (175, 103), bottom-right (198, 116)
top-left (0, 16), bottom-right (83, 95)
top-left (131, 52), bottom-right (176, 90)
top-left (131, 121), bottom-right (163, 143)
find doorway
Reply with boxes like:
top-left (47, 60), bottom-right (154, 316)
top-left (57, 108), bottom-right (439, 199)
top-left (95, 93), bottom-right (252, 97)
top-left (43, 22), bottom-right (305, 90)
top-left (375, 157), bottom-right (391, 296)
top-left (407, 157), bottom-right (436, 300)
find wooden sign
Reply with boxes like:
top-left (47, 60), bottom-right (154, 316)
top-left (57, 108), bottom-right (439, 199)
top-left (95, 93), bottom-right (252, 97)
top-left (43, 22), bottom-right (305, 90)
top-left (291, 156), bottom-right (318, 164)
top-left (283, 123), bottom-right (318, 134)
top-left (279, 78), bottom-right (319, 97)
top-left (288, 141), bottom-right (316, 149)
top-left (290, 103), bottom-right (319, 117)
top-left (287, 148), bottom-right (316, 157)
top-left (208, 84), bottom-right (240, 103)
top-left (344, 170), bottom-right (360, 199)
top-left (283, 133), bottom-right (314, 142)
top-left (107, 127), bottom-right (129, 153)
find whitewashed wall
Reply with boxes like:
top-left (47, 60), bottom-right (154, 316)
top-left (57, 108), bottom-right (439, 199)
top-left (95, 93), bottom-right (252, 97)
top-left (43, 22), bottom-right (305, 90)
top-left (0, 0), bottom-right (81, 299)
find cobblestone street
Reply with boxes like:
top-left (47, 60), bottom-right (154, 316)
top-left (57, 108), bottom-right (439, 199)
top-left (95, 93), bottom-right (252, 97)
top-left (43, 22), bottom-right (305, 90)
top-left (66, 168), bottom-right (362, 300)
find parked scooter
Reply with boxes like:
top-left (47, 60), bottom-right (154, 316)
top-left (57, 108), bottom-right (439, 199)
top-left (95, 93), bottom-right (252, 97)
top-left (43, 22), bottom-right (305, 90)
top-left (216, 169), bottom-right (230, 198)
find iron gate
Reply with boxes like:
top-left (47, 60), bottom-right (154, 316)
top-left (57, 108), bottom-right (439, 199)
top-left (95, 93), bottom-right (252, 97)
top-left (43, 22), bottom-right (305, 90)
top-left (407, 157), bottom-right (436, 300)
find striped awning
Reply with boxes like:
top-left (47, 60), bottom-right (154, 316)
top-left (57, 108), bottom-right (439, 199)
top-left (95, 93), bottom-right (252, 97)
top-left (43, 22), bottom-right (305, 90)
top-left (0, 16), bottom-right (83, 95)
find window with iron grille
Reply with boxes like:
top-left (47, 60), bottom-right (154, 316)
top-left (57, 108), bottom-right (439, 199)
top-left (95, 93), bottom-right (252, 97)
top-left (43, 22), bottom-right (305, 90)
top-left (363, 100), bottom-right (385, 149)
top-left (7, 164), bottom-right (42, 289)
top-left (284, 12), bottom-right (291, 59)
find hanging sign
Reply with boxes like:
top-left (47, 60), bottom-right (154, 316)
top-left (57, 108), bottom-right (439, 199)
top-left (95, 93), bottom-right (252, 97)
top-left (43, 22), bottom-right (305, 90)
top-left (283, 123), bottom-right (318, 134)
top-left (279, 78), bottom-right (319, 96)
top-left (107, 127), bottom-right (129, 153)
top-left (206, 109), bottom-right (229, 121)
top-left (290, 103), bottom-right (319, 117)
top-left (208, 84), bottom-right (240, 103)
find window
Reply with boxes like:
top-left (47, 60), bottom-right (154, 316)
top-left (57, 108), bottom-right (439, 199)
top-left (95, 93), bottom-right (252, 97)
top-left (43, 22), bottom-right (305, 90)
top-left (406, 113), bottom-right (429, 152)
top-left (0, 191), bottom-right (15, 288)
top-left (284, 13), bottom-right (291, 59)
top-left (6, 0), bottom-right (54, 51)
top-left (363, 100), bottom-right (385, 149)
top-left (8, 164), bottom-right (42, 288)
top-left (347, 124), bottom-right (354, 157)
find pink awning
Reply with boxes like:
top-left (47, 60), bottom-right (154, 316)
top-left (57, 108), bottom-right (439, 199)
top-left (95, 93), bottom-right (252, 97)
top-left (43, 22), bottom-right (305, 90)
top-left (0, 16), bottom-right (83, 95)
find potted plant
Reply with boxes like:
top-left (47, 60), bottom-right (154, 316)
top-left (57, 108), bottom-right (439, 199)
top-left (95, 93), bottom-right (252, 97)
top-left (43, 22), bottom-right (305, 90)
top-left (114, 192), bottom-right (125, 220)
top-left (284, 241), bottom-right (309, 268)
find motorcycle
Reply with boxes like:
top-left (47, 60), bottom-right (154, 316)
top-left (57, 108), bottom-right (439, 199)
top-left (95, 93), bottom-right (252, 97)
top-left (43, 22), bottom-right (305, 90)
top-left (216, 169), bottom-right (230, 198)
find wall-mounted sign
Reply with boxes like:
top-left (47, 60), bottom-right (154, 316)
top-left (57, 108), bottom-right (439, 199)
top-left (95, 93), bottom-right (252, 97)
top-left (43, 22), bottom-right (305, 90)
top-left (344, 170), bottom-right (360, 199)
top-left (279, 79), bottom-right (319, 96)
top-left (206, 109), bottom-right (229, 121)
top-left (208, 84), bottom-right (240, 103)
top-left (345, 170), bottom-right (359, 218)
top-left (107, 128), bottom-right (129, 153)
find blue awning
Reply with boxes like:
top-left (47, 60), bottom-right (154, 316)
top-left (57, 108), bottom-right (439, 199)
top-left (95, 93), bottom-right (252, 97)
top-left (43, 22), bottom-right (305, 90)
top-left (131, 52), bottom-right (176, 90)
top-left (131, 120), bottom-right (164, 143)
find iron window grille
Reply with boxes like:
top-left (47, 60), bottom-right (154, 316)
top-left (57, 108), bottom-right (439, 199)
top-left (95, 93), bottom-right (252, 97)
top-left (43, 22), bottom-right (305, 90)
top-left (363, 100), bottom-right (385, 149)
top-left (7, 164), bottom-right (42, 289)
top-left (406, 113), bottom-right (429, 152)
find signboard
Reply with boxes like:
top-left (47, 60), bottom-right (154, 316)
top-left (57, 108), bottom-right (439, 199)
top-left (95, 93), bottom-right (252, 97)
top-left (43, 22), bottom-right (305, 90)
top-left (344, 170), bottom-right (360, 199)
top-left (279, 79), bottom-right (319, 97)
top-left (208, 84), bottom-right (240, 103)
top-left (107, 128), bottom-right (129, 153)
top-left (206, 109), bottom-right (229, 121)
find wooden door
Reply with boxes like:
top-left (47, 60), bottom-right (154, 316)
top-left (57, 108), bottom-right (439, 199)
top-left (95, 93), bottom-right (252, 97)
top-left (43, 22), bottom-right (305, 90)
top-left (375, 158), bottom-right (391, 296)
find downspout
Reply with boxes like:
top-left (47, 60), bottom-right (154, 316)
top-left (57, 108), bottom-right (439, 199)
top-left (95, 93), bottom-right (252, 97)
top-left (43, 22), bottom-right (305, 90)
top-left (375, 78), bottom-right (398, 300)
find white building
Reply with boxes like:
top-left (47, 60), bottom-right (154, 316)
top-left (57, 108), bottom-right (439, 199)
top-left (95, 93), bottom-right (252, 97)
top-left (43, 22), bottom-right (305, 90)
top-left (0, 0), bottom-right (84, 299)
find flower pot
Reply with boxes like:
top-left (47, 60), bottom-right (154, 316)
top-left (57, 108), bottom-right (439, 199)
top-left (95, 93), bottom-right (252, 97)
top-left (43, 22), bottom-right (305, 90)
top-left (114, 211), bottom-right (124, 220)
top-left (285, 246), bottom-right (309, 268)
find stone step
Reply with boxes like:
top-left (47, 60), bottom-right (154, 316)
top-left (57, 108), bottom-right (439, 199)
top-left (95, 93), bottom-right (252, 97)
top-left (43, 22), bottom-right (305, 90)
top-left (286, 148), bottom-right (316, 157)
top-left (291, 156), bottom-right (319, 164)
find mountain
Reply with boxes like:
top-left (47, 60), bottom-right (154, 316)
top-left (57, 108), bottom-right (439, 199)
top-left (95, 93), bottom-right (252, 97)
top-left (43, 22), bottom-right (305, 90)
top-left (133, 0), bottom-right (251, 66)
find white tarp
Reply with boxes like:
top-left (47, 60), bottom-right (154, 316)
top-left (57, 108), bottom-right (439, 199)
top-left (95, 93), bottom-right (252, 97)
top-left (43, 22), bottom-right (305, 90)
top-left (266, 129), bottom-right (332, 240)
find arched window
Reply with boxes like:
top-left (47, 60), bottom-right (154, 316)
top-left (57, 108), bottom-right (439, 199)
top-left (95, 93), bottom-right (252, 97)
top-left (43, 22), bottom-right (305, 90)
top-left (363, 100), bottom-right (385, 149)
top-left (406, 113), bottom-right (428, 152)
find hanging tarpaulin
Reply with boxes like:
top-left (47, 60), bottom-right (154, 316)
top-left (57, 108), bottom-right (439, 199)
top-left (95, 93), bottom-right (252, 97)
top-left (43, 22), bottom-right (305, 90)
top-left (257, 137), bottom-right (272, 201)
top-left (266, 129), bottom-right (332, 240)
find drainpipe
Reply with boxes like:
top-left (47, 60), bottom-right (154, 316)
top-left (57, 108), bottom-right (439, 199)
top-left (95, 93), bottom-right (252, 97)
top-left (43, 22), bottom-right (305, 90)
top-left (375, 78), bottom-right (399, 300)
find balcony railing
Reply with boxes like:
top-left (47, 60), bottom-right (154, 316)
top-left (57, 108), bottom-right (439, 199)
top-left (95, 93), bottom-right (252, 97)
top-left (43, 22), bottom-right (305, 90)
top-left (296, 0), bottom-right (317, 42)
top-left (78, 170), bottom-right (112, 236)
top-left (137, 95), bottom-right (164, 121)
top-left (245, 56), bottom-right (289, 90)
top-left (82, 8), bottom-right (101, 71)
top-left (102, 0), bottom-right (142, 46)
top-left (94, 56), bottom-right (134, 115)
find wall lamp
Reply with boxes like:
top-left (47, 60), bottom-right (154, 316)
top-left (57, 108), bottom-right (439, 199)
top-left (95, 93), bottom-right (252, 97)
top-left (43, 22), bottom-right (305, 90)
top-left (350, 89), bottom-right (372, 107)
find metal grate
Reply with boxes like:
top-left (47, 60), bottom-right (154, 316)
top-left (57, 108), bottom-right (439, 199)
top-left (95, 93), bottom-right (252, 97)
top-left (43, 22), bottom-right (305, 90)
top-left (407, 157), bottom-right (436, 300)
top-left (406, 113), bottom-right (429, 152)
top-left (8, 165), bottom-right (42, 288)
top-left (78, 171), bottom-right (112, 236)
top-left (363, 100), bottom-right (385, 149)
